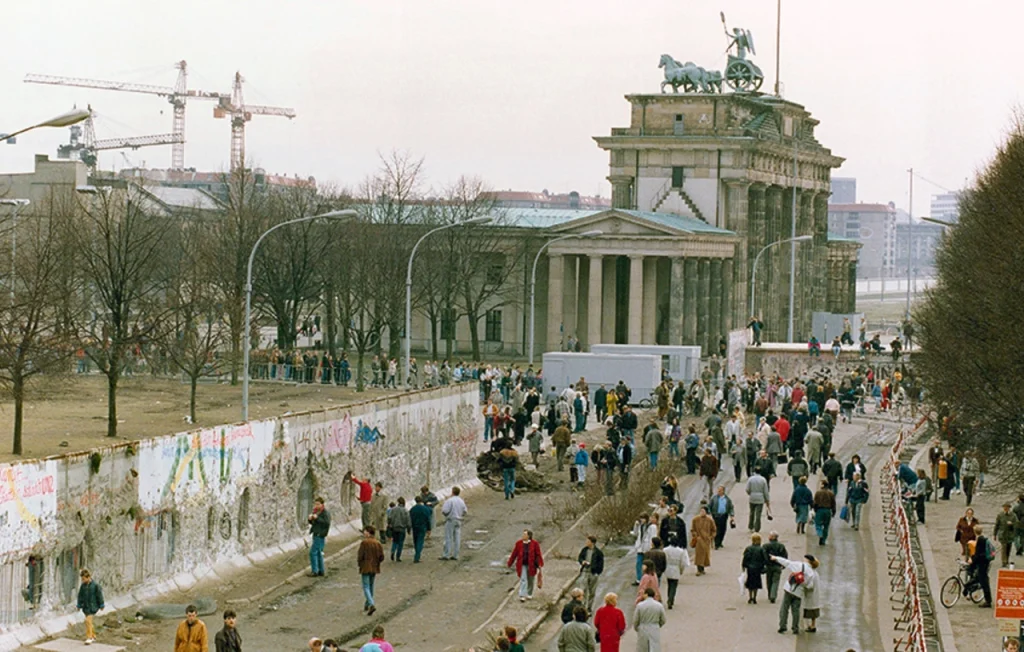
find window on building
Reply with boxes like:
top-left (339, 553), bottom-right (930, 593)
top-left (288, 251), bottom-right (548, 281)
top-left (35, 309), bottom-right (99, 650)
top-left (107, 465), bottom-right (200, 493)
top-left (485, 310), bottom-right (503, 342)
top-left (486, 263), bottom-right (504, 286)
top-left (671, 166), bottom-right (685, 188)
top-left (440, 308), bottom-right (456, 340)
top-left (673, 114), bottom-right (685, 136)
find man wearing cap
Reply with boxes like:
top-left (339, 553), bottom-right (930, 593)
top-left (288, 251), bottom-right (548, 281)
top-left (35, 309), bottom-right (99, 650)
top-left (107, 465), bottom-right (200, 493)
top-left (527, 424), bottom-right (543, 466)
top-left (994, 503), bottom-right (1019, 568)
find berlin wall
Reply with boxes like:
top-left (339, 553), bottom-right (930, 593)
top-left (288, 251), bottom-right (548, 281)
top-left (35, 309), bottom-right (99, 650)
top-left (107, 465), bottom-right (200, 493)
top-left (0, 383), bottom-right (480, 631)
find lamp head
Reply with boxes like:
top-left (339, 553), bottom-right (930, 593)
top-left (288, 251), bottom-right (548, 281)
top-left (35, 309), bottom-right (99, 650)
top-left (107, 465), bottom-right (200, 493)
top-left (794, 235), bottom-right (812, 242)
top-left (464, 215), bottom-right (493, 225)
top-left (39, 108), bottom-right (91, 129)
top-left (580, 230), bottom-right (603, 237)
top-left (0, 199), bottom-right (30, 207)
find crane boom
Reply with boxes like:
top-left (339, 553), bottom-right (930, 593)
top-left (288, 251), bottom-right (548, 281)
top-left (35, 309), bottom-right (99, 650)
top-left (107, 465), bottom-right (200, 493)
top-left (241, 104), bottom-right (296, 118)
top-left (93, 132), bottom-right (183, 151)
top-left (25, 73), bottom-right (174, 97)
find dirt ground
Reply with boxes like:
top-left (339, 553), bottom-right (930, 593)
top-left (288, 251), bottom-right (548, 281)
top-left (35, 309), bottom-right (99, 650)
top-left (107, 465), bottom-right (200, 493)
top-left (0, 374), bottom-right (401, 463)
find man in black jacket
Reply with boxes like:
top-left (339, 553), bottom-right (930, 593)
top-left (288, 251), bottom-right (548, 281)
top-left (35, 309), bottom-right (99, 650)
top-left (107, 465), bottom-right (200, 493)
top-left (307, 497), bottom-right (331, 577)
top-left (659, 504), bottom-right (687, 548)
top-left (762, 532), bottom-right (788, 604)
top-left (577, 535), bottom-right (605, 610)
top-left (594, 385), bottom-right (608, 423)
top-left (970, 525), bottom-right (993, 607)
top-left (560, 588), bottom-right (587, 623)
top-left (214, 610), bottom-right (243, 652)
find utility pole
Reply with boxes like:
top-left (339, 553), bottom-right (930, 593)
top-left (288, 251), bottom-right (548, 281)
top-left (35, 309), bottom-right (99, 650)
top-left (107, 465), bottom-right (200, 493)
top-left (774, 0), bottom-right (782, 96)
top-left (906, 168), bottom-right (913, 319)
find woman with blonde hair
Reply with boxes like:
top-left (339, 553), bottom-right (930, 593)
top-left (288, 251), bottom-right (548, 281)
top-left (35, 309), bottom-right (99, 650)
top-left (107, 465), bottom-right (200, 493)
top-left (593, 593), bottom-right (626, 652)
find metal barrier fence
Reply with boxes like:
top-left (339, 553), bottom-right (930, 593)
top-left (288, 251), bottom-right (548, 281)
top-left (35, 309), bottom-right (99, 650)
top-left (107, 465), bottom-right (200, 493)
top-left (880, 414), bottom-right (935, 652)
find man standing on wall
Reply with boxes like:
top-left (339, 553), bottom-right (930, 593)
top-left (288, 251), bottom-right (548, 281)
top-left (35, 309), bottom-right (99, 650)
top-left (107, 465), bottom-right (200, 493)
top-left (174, 605), bottom-right (209, 652)
top-left (307, 497), bottom-right (330, 577)
top-left (357, 526), bottom-right (385, 616)
top-left (348, 474), bottom-right (374, 531)
top-left (440, 486), bottom-right (468, 561)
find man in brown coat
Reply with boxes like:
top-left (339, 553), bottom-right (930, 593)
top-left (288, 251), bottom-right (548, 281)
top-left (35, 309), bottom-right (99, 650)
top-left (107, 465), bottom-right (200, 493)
top-left (812, 481), bottom-right (837, 546)
top-left (174, 605), bottom-right (209, 652)
top-left (699, 448), bottom-right (720, 501)
top-left (690, 506), bottom-right (717, 576)
top-left (358, 526), bottom-right (385, 616)
top-left (552, 420), bottom-right (572, 472)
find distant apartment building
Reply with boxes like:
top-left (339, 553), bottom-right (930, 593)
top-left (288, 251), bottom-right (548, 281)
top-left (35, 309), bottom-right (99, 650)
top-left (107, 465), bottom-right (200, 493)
top-left (829, 177), bottom-right (856, 204)
top-left (894, 220), bottom-right (944, 278)
top-left (117, 167), bottom-right (315, 202)
top-left (930, 191), bottom-right (960, 224)
top-left (483, 189), bottom-right (611, 210)
top-left (827, 202), bottom-right (896, 278)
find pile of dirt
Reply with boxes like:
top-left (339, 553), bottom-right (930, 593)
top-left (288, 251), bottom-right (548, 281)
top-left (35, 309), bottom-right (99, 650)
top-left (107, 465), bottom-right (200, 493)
top-left (476, 450), bottom-right (553, 493)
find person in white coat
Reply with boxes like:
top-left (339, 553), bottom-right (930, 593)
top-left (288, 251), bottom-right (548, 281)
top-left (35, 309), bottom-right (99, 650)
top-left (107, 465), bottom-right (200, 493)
top-left (663, 540), bottom-right (688, 609)
top-left (633, 587), bottom-right (666, 652)
top-left (631, 514), bottom-right (658, 584)
top-left (769, 553), bottom-right (820, 635)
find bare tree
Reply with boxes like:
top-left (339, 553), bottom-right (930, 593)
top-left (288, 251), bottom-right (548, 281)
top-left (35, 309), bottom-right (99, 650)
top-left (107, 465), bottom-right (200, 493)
top-left (69, 183), bottom-right (175, 437)
top-left (344, 221), bottom-right (385, 391)
top-left (160, 216), bottom-right (228, 423)
top-left (0, 189), bottom-right (77, 454)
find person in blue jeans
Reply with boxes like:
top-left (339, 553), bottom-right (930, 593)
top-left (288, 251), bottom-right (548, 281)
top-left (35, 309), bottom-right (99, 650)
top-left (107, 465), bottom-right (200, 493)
top-left (409, 495), bottom-right (432, 563)
top-left (499, 449), bottom-right (519, 499)
top-left (357, 526), bottom-right (384, 615)
top-left (306, 497), bottom-right (331, 577)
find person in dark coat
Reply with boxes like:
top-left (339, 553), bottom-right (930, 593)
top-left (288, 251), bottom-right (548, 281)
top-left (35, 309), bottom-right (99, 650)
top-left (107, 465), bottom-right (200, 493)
top-left (742, 534), bottom-right (769, 604)
top-left (214, 610), bottom-right (243, 652)
top-left (762, 532), bottom-right (789, 604)
top-left (560, 588), bottom-right (587, 623)
top-left (76, 569), bottom-right (104, 645)
top-left (307, 497), bottom-right (331, 577)
top-left (409, 495), bottom-right (432, 563)
top-left (970, 525), bottom-right (993, 607)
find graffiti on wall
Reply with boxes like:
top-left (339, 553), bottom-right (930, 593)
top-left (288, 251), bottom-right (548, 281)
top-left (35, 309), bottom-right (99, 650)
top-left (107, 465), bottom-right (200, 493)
top-left (0, 461), bottom-right (58, 557)
top-left (137, 421), bottom-right (274, 510)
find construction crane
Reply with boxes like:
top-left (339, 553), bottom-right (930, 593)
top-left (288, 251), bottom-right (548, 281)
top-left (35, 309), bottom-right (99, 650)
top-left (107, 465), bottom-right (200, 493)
top-left (26, 62), bottom-right (296, 171)
top-left (56, 107), bottom-right (183, 171)
top-left (214, 72), bottom-right (296, 171)
top-left (26, 61), bottom-right (221, 170)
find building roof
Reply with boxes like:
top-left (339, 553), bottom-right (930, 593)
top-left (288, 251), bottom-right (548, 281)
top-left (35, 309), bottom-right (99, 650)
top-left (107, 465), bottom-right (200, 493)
top-left (827, 233), bottom-right (863, 244)
top-left (499, 207), bottom-right (735, 236)
top-left (143, 185), bottom-right (223, 211)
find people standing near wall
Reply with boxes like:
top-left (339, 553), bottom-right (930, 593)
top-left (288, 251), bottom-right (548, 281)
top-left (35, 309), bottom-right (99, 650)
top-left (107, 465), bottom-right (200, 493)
top-left (174, 605), bottom-right (209, 652)
top-left (387, 497), bottom-right (412, 562)
top-left (370, 483), bottom-right (388, 543)
top-left (418, 485), bottom-right (439, 539)
top-left (307, 497), bottom-right (330, 577)
top-left (357, 526), bottom-right (385, 616)
top-left (214, 610), bottom-right (242, 652)
top-left (409, 495), bottom-right (432, 563)
top-left (76, 569), bottom-right (104, 645)
top-left (441, 486), bottom-right (468, 561)
top-left (348, 475), bottom-right (374, 531)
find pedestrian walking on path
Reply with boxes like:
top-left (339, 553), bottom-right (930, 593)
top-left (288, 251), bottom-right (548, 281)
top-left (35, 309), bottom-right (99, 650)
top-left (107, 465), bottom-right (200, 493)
top-left (847, 472), bottom-right (869, 530)
top-left (763, 532), bottom-right (788, 604)
top-left (214, 610), bottom-right (242, 652)
top-left (174, 605), bottom-right (208, 652)
top-left (387, 497), bottom-right (412, 562)
top-left (956, 508), bottom-right (980, 560)
top-left (663, 539), bottom-right (687, 609)
top-left (746, 468), bottom-right (770, 533)
top-left (631, 514), bottom-right (657, 583)
top-left (770, 553), bottom-right (820, 635)
top-left (357, 526), bottom-right (385, 616)
top-left (305, 497), bottom-right (330, 577)
top-left (741, 533), bottom-right (768, 604)
top-left (76, 569), bottom-right (104, 646)
top-left (409, 495), bottom-right (432, 563)
top-left (699, 448), bottom-right (720, 501)
top-left (690, 506), bottom-right (717, 576)
top-left (441, 486), bottom-right (467, 560)
top-left (557, 606), bottom-right (596, 652)
top-left (593, 593), bottom-right (626, 652)
top-left (508, 529), bottom-right (544, 601)
top-left (708, 485), bottom-right (735, 549)
top-left (791, 476), bottom-right (812, 534)
top-left (578, 535), bottom-right (605, 611)
top-left (812, 481), bottom-right (837, 545)
top-left (970, 525), bottom-right (994, 607)
top-left (635, 560), bottom-right (661, 604)
top-left (361, 625), bottom-right (395, 652)
top-left (633, 587), bottom-right (667, 651)
top-left (995, 503), bottom-right (1020, 568)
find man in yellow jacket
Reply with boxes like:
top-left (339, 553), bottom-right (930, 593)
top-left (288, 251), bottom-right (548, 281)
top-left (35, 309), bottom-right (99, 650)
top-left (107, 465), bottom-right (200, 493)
top-left (174, 605), bottom-right (208, 652)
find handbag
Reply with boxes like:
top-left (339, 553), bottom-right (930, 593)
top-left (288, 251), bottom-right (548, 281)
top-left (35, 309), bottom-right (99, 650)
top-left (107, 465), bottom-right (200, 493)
top-left (840, 505), bottom-right (849, 522)
top-left (536, 569), bottom-right (544, 589)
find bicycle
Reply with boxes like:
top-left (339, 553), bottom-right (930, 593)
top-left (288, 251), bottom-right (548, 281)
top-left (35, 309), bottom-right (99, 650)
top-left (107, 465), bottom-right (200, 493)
top-left (939, 558), bottom-right (985, 608)
top-left (638, 390), bottom-right (657, 409)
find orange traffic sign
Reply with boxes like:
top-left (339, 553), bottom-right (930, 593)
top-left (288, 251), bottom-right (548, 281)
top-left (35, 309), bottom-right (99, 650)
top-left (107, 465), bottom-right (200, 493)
top-left (995, 570), bottom-right (1024, 619)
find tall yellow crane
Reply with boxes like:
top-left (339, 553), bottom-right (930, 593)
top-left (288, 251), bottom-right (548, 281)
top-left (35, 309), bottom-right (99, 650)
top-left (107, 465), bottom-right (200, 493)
top-left (25, 61), bottom-right (295, 171)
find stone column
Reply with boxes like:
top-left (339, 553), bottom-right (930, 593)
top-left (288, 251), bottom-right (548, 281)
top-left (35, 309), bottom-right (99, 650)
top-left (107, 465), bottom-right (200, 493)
top-left (627, 255), bottom-right (644, 344)
top-left (798, 191), bottom-right (815, 338)
top-left (813, 193), bottom-right (830, 314)
top-left (746, 184), bottom-right (767, 325)
top-left (725, 180), bottom-right (751, 328)
top-left (721, 258), bottom-right (734, 336)
top-left (684, 258), bottom-right (698, 345)
top-left (641, 257), bottom-right (658, 344)
top-left (669, 257), bottom-right (685, 345)
top-left (563, 255), bottom-right (578, 345)
top-left (601, 257), bottom-right (616, 343)
top-left (587, 254), bottom-right (603, 349)
top-left (764, 186), bottom-right (784, 341)
top-left (546, 254), bottom-right (564, 352)
top-left (609, 175), bottom-right (634, 210)
top-left (697, 259), bottom-right (711, 353)
top-left (709, 259), bottom-right (723, 351)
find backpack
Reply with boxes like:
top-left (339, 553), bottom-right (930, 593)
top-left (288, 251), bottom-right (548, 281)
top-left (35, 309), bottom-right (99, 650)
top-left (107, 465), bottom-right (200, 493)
top-left (791, 563), bottom-right (806, 586)
top-left (986, 538), bottom-right (996, 562)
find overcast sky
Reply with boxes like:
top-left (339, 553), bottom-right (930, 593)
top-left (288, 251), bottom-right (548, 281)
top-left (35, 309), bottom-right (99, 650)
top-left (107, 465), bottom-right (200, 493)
top-left (1, 0), bottom-right (1020, 211)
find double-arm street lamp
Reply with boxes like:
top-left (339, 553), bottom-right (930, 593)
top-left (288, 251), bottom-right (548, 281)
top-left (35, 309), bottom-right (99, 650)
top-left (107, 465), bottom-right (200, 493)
top-left (404, 215), bottom-right (493, 386)
top-left (243, 209), bottom-right (359, 421)
top-left (2, 107), bottom-right (91, 143)
top-left (528, 230), bottom-right (602, 365)
top-left (749, 235), bottom-right (813, 339)
top-left (0, 199), bottom-right (30, 303)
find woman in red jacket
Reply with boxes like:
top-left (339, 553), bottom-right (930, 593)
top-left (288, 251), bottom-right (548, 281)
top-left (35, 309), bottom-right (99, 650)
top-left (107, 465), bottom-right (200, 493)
top-left (593, 592), bottom-right (627, 652)
top-left (507, 529), bottom-right (543, 602)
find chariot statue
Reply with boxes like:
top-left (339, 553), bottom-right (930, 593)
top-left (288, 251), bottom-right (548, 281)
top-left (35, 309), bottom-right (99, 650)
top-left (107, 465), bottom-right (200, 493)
top-left (720, 12), bottom-right (763, 92)
top-left (659, 55), bottom-right (723, 94)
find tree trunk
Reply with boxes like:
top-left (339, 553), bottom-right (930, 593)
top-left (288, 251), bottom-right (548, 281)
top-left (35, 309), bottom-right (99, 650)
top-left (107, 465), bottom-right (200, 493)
top-left (12, 375), bottom-right (24, 455)
top-left (190, 376), bottom-right (198, 424)
top-left (429, 315), bottom-right (438, 361)
top-left (387, 321), bottom-right (401, 359)
top-left (468, 312), bottom-right (482, 361)
top-left (325, 283), bottom-right (336, 357)
top-left (106, 369), bottom-right (119, 437)
top-left (356, 352), bottom-right (365, 392)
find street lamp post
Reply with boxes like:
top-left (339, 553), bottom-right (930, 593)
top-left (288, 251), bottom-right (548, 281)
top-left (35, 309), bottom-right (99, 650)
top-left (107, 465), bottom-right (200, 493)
top-left (0, 199), bottom-right (30, 303)
top-left (243, 209), bottom-right (358, 421)
top-left (528, 230), bottom-right (602, 365)
top-left (2, 107), bottom-right (91, 143)
top-left (749, 235), bottom-right (813, 327)
top-left (404, 215), bottom-right (492, 387)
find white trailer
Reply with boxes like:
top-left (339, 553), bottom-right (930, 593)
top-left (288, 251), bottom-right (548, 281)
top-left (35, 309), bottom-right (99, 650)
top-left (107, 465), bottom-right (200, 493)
top-left (590, 344), bottom-right (703, 384)
top-left (541, 352), bottom-right (661, 405)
